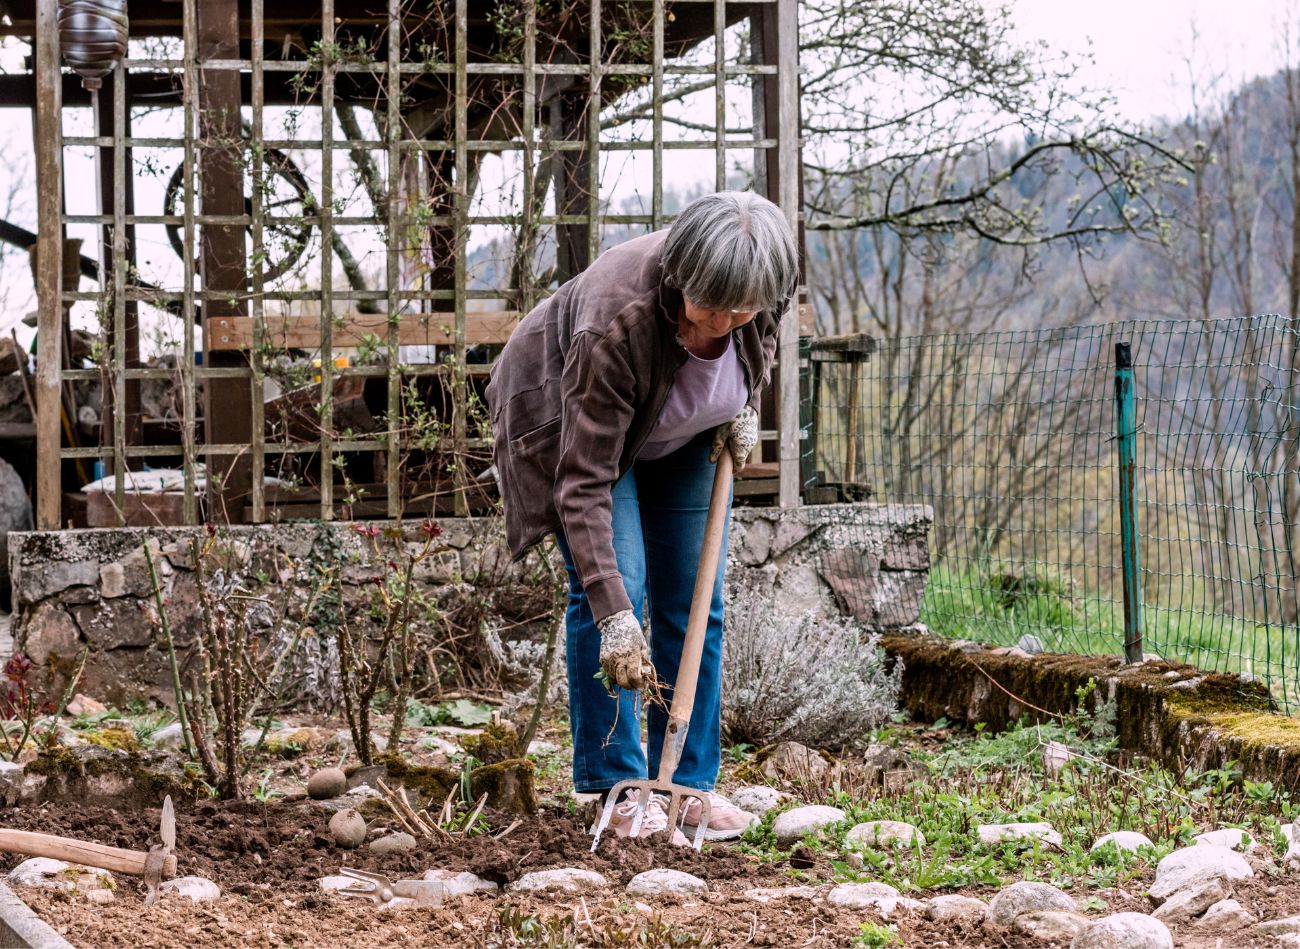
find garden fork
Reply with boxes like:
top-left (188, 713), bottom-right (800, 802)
top-left (590, 452), bottom-right (732, 853)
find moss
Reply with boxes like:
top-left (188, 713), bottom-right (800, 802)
top-left (263, 728), bottom-right (322, 758)
top-left (25, 746), bottom-right (206, 803)
top-left (378, 754), bottom-right (459, 803)
top-left (470, 758), bottom-right (537, 816)
top-left (81, 728), bottom-right (140, 754)
top-left (355, 797), bottom-right (392, 822)
top-left (461, 722), bottom-right (519, 765)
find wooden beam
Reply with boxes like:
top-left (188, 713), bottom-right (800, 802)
top-left (776, 0), bottom-right (801, 508)
top-left (34, 0), bottom-right (62, 529)
top-left (206, 311), bottom-right (521, 351)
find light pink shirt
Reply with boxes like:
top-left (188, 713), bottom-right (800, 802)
top-left (638, 335), bottom-right (748, 461)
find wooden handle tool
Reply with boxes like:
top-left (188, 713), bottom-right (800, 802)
top-left (0, 829), bottom-right (178, 878)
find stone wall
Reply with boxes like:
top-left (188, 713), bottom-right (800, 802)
top-left (8, 502), bottom-right (932, 706)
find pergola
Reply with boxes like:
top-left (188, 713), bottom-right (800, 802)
top-left (11, 0), bottom-right (804, 528)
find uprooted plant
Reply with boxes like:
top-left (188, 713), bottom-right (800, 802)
top-left (721, 584), bottom-right (903, 752)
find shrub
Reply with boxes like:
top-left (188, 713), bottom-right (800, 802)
top-left (721, 586), bottom-right (902, 751)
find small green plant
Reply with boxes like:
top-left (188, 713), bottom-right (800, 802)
top-left (852, 921), bottom-right (900, 947)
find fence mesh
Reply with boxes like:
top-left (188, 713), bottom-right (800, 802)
top-left (807, 316), bottom-right (1300, 711)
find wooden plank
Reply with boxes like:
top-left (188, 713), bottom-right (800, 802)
top-left (776, 0), bottom-right (801, 508)
top-left (206, 311), bottom-right (522, 352)
top-left (34, 0), bottom-right (62, 529)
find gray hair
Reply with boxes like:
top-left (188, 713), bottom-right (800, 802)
top-left (662, 191), bottom-right (798, 311)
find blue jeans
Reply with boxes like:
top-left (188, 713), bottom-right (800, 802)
top-left (557, 437), bottom-right (731, 795)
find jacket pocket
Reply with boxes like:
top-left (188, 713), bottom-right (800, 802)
top-left (510, 415), bottom-right (561, 454)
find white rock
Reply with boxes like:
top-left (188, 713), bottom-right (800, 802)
top-left (150, 722), bottom-right (186, 750)
top-left (1070, 913), bottom-right (1173, 949)
top-left (160, 876), bottom-right (221, 903)
top-left (1017, 634), bottom-right (1047, 654)
top-left (1013, 911), bottom-right (1089, 940)
top-left (508, 868), bottom-right (609, 895)
top-left (827, 882), bottom-right (902, 915)
top-left (1151, 875), bottom-right (1229, 923)
top-left (1090, 832), bottom-right (1154, 854)
top-left (10, 858), bottom-right (85, 890)
top-left (772, 805), bottom-right (845, 846)
top-left (987, 881), bottom-right (1075, 925)
top-left (927, 895), bottom-right (988, 922)
top-left (1149, 844), bottom-right (1252, 902)
top-left (0, 760), bottom-right (26, 803)
top-left (743, 886), bottom-right (821, 903)
top-left (728, 785), bottom-right (786, 817)
top-left (319, 875), bottom-right (355, 893)
top-left (978, 822), bottom-right (1063, 849)
top-left (422, 869), bottom-right (498, 898)
top-left (85, 889), bottom-right (115, 904)
top-left (1258, 916), bottom-right (1300, 936)
top-left (369, 832), bottom-right (417, 854)
top-left (375, 897), bottom-right (417, 911)
top-left (526, 740), bottom-right (559, 756)
top-left (420, 735), bottom-right (463, 757)
top-left (1195, 828), bottom-right (1256, 852)
top-left (845, 820), bottom-right (925, 849)
top-left (1042, 741), bottom-right (1078, 778)
top-left (625, 869), bottom-right (708, 898)
top-left (1198, 898), bottom-right (1255, 927)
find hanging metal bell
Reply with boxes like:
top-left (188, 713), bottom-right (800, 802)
top-left (57, 0), bottom-right (129, 90)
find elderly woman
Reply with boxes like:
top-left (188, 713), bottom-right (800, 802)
top-left (486, 190), bottom-right (798, 843)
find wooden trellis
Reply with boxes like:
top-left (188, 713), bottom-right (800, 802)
top-left (27, 0), bottom-right (803, 528)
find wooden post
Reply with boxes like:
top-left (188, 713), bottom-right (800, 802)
top-left (775, 0), bottom-right (801, 507)
top-left (197, 0), bottom-right (253, 523)
top-left (34, 0), bottom-right (63, 529)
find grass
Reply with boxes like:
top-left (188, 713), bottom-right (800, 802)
top-left (736, 698), bottom-right (1297, 895)
top-left (921, 562), bottom-right (1300, 710)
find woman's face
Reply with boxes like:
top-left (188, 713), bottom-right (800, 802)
top-left (681, 298), bottom-right (760, 339)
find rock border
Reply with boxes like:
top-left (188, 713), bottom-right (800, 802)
top-left (0, 881), bottom-right (78, 949)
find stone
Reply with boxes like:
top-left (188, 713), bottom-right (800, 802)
top-left (1042, 741), bottom-right (1077, 777)
top-left (859, 743), bottom-right (922, 786)
top-left (420, 735), bottom-right (462, 757)
top-left (0, 456), bottom-right (33, 606)
top-left (72, 599), bottom-right (153, 650)
top-left (16, 561), bottom-right (99, 607)
top-left (1090, 831), bottom-right (1154, 854)
top-left (1148, 844), bottom-right (1252, 902)
top-left (369, 833), bottom-right (417, 855)
top-left (827, 882), bottom-right (902, 914)
top-left (926, 895), bottom-right (989, 922)
top-left (10, 858), bottom-right (77, 889)
top-left (24, 605), bottom-right (81, 665)
top-left (307, 767), bottom-right (348, 800)
top-left (987, 881), bottom-right (1076, 925)
top-left (1198, 898), bottom-right (1254, 927)
top-left (85, 889), bottom-right (116, 904)
top-left (845, 820), bottom-right (925, 849)
top-left (978, 822), bottom-right (1063, 849)
top-left (160, 876), bottom-right (221, 902)
top-left (1258, 916), bottom-right (1300, 936)
top-left (99, 563), bottom-right (127, 599)
top-left (0, 760), bottom-right (27, 805)
top-left (625, 869), bottom-right (708, 898)
top-left (1013, 911), bottom-right (1089, 941)
top-left (772, 805), bottom-right (846, 846)
top-left (728, 785), bottom-right (786, 817)
top-left (526, 740), bottom-right (559, 756)
top-left (328, 809), bottom-right (367, 849)
top-left (743, 886), bottom-right (821, 904)
top-left (1194, 828), bottom-right (1256, 852)
top-left (1070, 913), bottom-right (1173, 949)
top-left (507, 868), bottom-right (609, 895)
top-left (1151, 875), bottom-right (1229, 922)
top-left (1017, 634), bottom-right (1046, 654)
top-left (66, 694), bottom-right (108, 717)
top-left (760, 741), bottom-right (829, 781)
top-left (422, 869), bottom-right (498, 898)
top-left (150, 722), bottom-right (185, 750)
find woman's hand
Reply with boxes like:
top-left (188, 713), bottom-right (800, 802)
top-left (710, 405), bottom-right (759, 469)
top-left (597, 610), bottom-right (655, 690)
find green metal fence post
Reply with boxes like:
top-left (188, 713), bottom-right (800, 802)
top-left (1114, 342), bottom-right (1144, 663)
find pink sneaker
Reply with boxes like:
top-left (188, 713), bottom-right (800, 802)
top-left (592, 790), bottom-right (690, 846)
top-left (679, 791), bottom-right (759, 841)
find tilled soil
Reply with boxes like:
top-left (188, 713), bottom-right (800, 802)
top-left (4, 799), bottom-right (1299, 948)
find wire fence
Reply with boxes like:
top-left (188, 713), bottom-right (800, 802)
top-left (806, 316), bottom-right (1300, 711)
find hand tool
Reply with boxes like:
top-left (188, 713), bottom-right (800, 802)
top-left (336, 867), bottom-right (444, 908)
top-left (590, 451), bottom-right (733, 852)
top-left (0, 795), bottom-right (179, 880)
top-left (142, 795), bottom-right (175, 906)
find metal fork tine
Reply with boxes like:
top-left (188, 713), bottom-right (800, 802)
top-left (628, 792), bottom-right (650, 837)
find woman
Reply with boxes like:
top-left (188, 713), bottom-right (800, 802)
top-left (486, 190), bottom-right (798, 843)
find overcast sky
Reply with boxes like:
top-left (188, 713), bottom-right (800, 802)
top-left (1002, 0), bottom-right (1289, 122)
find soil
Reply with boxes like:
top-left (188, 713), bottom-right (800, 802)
top-left (4, 796), bottom-right (1299, 948)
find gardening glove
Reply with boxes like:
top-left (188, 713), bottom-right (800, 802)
top-left (597, 609), bottom-right (655, 691)
top-left (710, 405), bottom-right (759, 469)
